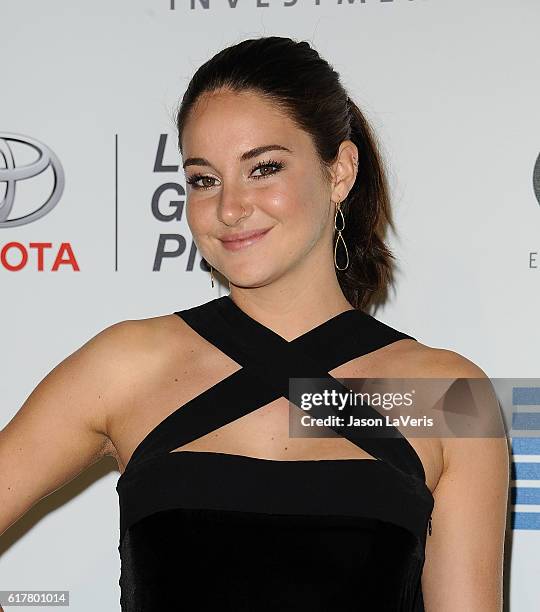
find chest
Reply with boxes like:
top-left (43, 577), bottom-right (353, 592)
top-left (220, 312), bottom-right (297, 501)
top-left (108, 338), bottom-right (443, 493)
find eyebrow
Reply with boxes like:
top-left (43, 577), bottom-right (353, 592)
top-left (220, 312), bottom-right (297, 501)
top-left (182, 144), bottom-right (293, 170)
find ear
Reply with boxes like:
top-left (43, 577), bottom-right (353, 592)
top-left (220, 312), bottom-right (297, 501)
top-left (329, 140), bottom-right (359, 204)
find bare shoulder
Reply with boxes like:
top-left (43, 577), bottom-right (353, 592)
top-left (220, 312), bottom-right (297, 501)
top-left (73, 315), bottom-right (175, 404)
top-left (0, 312), bottom-right (192, 536)
top-left (411, 350), bottom-right (509, 612)
top-left (405, 342), bottom-right (507, 465)
top-left (82, 313), bottom-right (190, 454)
top-left (92, 312), bottom-right (186, 365)
top-left (394, 339), bottom-right (488, 378)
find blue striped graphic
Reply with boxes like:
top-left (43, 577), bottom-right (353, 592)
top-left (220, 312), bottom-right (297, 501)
top-left (512, 462), bottom-right (540, 480)
top-left (512, 413), bottom-right (540, 430)
top-left (511, 385), bottom-right (540, 530)
top-left (512, 437), bottom-right (540, 454)
top-left (512, 512), bottom-right (540, 530)
top-left (511, 487), bottom-right (540, 505)
top-left (513, 387), bottom-right (540, 405)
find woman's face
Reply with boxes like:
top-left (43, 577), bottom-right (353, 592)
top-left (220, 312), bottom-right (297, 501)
top-left (181, 88), bottom-right (337, 288)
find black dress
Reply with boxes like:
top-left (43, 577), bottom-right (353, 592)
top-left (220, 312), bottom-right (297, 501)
top-left (116, 295), bottom-right (434, 611)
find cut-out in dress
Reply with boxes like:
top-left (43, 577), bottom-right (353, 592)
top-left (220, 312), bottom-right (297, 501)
top-left (116, 295), bottom-right (434, 611)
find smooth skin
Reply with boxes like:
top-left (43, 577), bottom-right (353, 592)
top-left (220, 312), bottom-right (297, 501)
top-left (0, 89), bottom-right (509, 611)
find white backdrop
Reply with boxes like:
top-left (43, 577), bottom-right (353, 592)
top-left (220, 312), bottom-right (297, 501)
top-left (1, 0), bottom-right (539, 610)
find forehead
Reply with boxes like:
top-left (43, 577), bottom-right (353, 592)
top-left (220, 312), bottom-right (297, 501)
top-left (181, 89), bottom-right (311, 156)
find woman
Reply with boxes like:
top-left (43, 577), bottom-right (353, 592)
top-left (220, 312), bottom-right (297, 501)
top-left (1, 36), bottom-right (508, 611)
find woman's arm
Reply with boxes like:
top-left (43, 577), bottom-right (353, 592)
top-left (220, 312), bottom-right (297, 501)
top-left (0, 320), bottom-right (140, 537)
top-left (421, 355), bottom-right (510, 611)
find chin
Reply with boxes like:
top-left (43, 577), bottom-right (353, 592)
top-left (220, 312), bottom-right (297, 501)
top-left (224, 264), bottom-right (277, 289)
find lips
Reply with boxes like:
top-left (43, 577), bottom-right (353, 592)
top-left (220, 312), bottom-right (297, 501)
top-left (219, 227), bottom-right (272, 251)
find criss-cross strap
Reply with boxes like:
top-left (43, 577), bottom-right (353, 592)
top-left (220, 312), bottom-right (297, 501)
top-left (125, 295), bottom-right (426, 483)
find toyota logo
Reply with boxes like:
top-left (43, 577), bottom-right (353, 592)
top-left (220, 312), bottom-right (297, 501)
top-left (0, 133), bottom-right (65, 228)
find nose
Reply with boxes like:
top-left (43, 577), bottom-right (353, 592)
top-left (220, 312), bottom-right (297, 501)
top-left (217, 184), bottom-right (252, 226)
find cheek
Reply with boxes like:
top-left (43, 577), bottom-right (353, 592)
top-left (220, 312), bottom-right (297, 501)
top-left (264, 179), bottom-right (318, 223)
top-left (265, 196), bottom-right (327, 264)
top-left (270, 181), bottom-right (328, 238)
top-left (186, 197), bottom-right (214, 236)
top-left (266, 192), bottom-right (311, 248)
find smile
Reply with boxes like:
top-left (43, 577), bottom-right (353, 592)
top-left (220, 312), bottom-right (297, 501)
top-left (219, 227), bottom-right (273, 251)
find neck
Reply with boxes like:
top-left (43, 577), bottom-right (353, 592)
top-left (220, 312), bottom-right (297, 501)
top-left (226, 252), bottom-right (354, 342)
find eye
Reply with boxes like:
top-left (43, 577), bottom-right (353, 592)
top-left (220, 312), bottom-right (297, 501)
top-left (185, 173), bottom-right (217, 190)
top-left (185, 159), bottom-right (285, 190)
top-left (251, 159), bottom-right (284, 179)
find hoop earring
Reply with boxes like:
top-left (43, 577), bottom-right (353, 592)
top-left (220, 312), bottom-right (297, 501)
top-left (333, 200), bottom-right (349, 271)
top-left (210, 265), bottom-right (215, 288)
